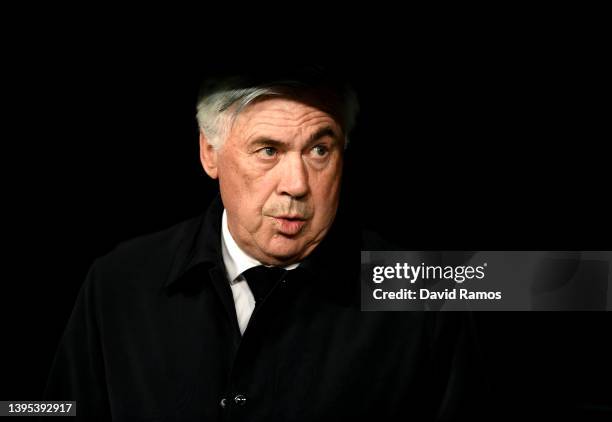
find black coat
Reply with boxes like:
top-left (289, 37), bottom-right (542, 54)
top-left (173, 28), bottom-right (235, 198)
top-left (44, 195), bottom-right (487, 421)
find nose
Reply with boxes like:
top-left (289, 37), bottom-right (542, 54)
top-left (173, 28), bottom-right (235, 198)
top-left (276, 152), bottom-right (309, 198)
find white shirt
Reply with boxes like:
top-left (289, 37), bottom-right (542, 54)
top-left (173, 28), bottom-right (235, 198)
top-left (221, 210), bottom-right (299, 335)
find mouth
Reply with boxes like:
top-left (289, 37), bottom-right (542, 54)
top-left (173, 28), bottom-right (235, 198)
top-left (271, 216), bottom-right (307, 236)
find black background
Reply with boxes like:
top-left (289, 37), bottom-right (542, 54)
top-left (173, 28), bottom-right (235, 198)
top-left (2, 24), bottom-right (610, 420)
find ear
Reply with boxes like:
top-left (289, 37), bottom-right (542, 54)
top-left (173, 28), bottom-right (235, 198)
top-left (199, 131), bottom-right (219, 179)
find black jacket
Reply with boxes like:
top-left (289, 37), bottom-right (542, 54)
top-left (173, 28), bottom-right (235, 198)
top-left (44, 195), bottom-right (487, 421)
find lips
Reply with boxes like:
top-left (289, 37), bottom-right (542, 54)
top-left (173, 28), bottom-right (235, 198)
top-left (272, 216), bottom-right (307, 236)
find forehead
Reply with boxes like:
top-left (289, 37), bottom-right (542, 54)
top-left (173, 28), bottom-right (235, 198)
top-left (231, 97), bottom-right (342, 140)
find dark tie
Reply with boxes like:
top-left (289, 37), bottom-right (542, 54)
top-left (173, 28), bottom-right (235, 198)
top-left (242, 265), bottom-right (288, 303)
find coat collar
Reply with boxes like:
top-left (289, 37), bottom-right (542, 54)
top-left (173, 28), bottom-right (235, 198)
top-left (163, 193), bottom-right (225, 291)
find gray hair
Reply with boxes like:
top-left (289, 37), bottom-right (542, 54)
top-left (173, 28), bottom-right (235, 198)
top-left (195, 69), bottom-right (359, 150)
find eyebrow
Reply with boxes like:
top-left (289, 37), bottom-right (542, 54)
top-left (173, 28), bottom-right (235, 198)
top-left (248, 138), bottom-right (286, 150)
top-left (247, 126), bottom-right (341, 150)
top-left (306, 126), bottom-right (340, 145)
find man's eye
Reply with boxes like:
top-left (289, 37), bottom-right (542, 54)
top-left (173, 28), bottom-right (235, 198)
top-left (257, 147), bottom-right (277, 158)
top-left (312, 145), bottom-right (329, 157)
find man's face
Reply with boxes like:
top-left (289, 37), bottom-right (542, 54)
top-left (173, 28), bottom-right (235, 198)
top-left (202, 97), bottom-right (344, 266)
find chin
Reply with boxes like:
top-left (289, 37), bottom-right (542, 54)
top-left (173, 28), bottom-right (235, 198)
top-left (265, 238), bottom-right (306, 262)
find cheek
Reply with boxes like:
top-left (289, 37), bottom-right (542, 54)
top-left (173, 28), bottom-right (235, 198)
top-left (218, 163), bottom-right (256, 229)
top-left (235, 178), bottom-right (278, 232)
top-left (311, 171), bottom-right (342, 220)
top-left (317, 162), bottom-right (342, 195)
top-left (219, 156), bottom-right (258, 201)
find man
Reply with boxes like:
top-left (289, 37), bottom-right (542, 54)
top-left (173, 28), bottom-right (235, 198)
top-left (45, 66), bottom-right (485, 421)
